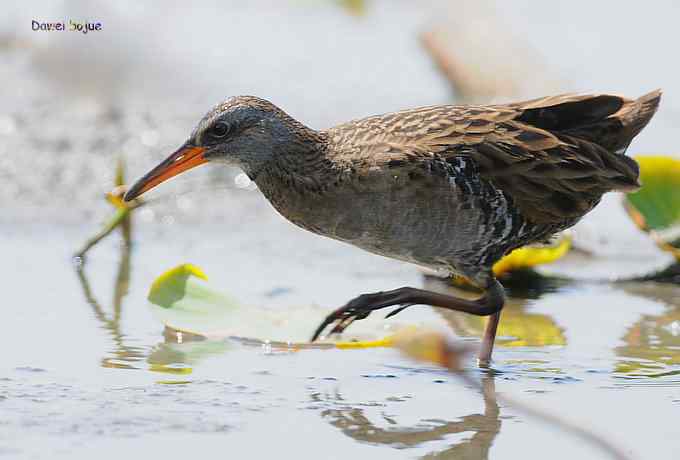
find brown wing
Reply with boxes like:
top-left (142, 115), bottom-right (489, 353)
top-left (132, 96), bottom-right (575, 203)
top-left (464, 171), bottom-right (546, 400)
top-left (327, 90), bottom-right (661, 224)
top-left (468, 90), bottom-right (660, 223)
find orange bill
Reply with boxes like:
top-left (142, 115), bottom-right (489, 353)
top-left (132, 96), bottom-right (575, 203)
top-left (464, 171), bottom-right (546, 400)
top-left (124, 145), bottom-right (207, 201)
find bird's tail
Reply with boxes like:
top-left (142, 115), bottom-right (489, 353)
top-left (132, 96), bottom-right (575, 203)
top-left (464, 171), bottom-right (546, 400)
top-left (556, 89), bottom-right (661, 155)
top-left (611, 89), bottom-right (662, 153)
top-left (563, 90), bottom-right (661, 192)
top-left (515, 89), bottom-right (661, 192)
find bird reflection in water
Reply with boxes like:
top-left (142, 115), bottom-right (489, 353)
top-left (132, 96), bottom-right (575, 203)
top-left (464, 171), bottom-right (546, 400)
top-left (316, 375), bottom-right (500, 460)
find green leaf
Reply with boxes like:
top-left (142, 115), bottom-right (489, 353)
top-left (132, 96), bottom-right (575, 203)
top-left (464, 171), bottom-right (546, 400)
top-left (624, 156), bottom-right (680, 258)
top-left (147, 264), bottom-right (403, 345)
top-left (148, 264), bottom-right (244, 337)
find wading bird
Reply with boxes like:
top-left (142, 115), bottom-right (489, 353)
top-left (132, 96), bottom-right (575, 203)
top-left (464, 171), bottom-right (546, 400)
top-left (125, 90), bottom-right (660, 364)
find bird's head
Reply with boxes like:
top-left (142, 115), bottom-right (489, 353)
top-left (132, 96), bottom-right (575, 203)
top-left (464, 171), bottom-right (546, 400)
top-left (124, 96), bottom-right (309, 201)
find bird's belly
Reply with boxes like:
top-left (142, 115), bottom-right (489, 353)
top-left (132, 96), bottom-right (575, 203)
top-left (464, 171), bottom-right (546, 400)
top-left (266, 172), bottom-right (523, 278)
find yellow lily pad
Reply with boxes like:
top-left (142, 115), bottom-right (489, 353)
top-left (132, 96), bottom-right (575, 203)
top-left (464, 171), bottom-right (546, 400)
top-left (448, 300), bottom-right (566, 348)
top-left (492, 233), bottom-right (572, 277)
top-left (450, 233), bottom-right (571, 287)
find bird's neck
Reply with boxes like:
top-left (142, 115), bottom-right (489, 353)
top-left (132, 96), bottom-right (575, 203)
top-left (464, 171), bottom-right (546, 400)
top-left (252, 127), bottom-right (337, 195)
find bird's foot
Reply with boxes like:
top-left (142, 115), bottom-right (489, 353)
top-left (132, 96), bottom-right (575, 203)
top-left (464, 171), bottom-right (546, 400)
top-left (310, 289), bottom-right (416, 341)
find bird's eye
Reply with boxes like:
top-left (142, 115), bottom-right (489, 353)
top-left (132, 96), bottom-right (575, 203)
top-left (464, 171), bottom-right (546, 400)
top-left (210, 122), bottom-right (231, 138)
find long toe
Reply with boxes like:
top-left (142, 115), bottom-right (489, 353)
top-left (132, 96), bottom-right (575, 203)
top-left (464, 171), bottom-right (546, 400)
top-left (310, 290), bottom-right (415, 341)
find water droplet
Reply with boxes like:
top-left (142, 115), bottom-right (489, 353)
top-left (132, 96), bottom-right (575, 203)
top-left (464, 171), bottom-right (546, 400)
top-left (262, 340), bottom-right (272, 355)
top-left (234, 173), bottom-right (251, 189)
top-left (72, 256), bottom-right (84, 268)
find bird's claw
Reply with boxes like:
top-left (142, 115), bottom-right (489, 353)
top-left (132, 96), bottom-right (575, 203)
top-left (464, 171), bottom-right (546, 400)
top-left (384, 303), bottom-right (414, 319)
top-left (310, 291), bottom-right (414, 342)
top-left (312, 307), bottom-right (369, 341)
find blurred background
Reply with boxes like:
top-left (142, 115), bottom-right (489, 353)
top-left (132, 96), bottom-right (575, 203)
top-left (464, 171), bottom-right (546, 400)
top-left (2, 2), bottom-right (680, 460)
top-left (1, 1), bottom-right (677, 227)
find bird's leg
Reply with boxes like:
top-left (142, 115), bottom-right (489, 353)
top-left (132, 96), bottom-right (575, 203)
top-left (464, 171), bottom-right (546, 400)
top-left (311, 279), bottom-right (506, 363)
top-left (478, 311), bottom-right (502, 367)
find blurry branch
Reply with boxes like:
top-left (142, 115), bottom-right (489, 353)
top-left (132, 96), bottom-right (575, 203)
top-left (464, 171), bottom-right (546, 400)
top-left (75, 158), bottom-right (144, 259)
top-left (75, 207), bottom-right (133, 258)
top-left (394, 329), bottom-right (634, 460)
top-left (74, 157), bottom-right (246, 261)
top-left (420, 30), bottom-right (515, 101)
top-left (73, 157), bottom-right (144, 369)
top-left (420, 2), bottom-right (560, 102)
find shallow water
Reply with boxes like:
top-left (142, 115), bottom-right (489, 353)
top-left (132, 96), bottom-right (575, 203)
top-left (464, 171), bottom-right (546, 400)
top-left (3, 1), bottom-right (680, 459)
top-left (2, 220), bottom-right (680, 460)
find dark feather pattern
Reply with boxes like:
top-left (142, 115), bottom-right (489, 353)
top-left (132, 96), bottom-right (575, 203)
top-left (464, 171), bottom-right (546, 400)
top-left (325, 90), bottom-right (660, 223)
